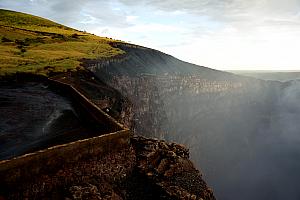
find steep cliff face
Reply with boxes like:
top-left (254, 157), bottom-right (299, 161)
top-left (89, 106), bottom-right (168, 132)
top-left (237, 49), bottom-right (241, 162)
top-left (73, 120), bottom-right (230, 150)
top-left (84, 43), bottom-right (281, 138)
top-left (82, 43), bottom-right (300, 200)
top-left (83, 43), bottom-right (282, 147)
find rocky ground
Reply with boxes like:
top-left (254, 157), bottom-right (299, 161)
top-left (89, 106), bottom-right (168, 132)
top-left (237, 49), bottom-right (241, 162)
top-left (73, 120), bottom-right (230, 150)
top-left (2, 136), bottom-right (215, 200)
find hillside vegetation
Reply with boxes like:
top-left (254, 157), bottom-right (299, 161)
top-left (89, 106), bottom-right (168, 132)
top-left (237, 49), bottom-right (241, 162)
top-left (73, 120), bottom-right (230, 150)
top-left (0, 9), bottom-right (124, 76)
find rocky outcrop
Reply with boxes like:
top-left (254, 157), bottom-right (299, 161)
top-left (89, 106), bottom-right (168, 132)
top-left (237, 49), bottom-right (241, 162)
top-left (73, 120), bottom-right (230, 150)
top-left (131, 136), bottom-right (215, 200)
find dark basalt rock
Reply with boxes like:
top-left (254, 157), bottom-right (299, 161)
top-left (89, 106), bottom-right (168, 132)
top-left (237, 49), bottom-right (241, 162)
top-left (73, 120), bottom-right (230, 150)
top-left (130, 136), bottom-right (215, 200)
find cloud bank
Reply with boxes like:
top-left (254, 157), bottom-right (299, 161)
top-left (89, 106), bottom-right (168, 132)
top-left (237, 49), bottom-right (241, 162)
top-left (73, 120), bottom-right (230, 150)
top-left (1, 0), bottom-right (300, 70)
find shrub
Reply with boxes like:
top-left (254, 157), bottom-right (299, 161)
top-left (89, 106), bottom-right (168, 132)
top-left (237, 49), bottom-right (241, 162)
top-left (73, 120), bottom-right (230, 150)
top-left (1, 37), bottom-right (12, 42)
top-left (71, 33), bottom-right (79, 39)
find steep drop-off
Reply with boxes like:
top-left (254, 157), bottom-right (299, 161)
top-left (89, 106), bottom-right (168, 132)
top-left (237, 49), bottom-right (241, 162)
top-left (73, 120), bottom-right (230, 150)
top-left (84, 43), bottom-right (300, 200)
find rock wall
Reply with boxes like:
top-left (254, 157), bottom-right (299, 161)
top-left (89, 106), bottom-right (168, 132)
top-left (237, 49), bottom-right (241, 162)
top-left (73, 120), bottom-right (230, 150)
top-left (105, 74), bottom-right (248, 138)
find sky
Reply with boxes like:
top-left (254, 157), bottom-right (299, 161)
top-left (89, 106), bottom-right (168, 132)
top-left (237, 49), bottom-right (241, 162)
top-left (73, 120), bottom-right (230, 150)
top-left (1, 0), bottom-right (300, 70)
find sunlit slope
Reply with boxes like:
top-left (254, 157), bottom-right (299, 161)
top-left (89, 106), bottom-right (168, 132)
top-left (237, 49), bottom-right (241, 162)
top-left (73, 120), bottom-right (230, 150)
top-left (0, 9), bottom-right (124, 76)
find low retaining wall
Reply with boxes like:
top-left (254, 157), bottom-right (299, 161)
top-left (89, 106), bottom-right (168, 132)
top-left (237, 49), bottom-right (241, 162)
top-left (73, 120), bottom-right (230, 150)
top-left (48, 77), bottom-right (125, 132)
top-left (0, 130), bottom-right (130, 187)
top-left (0, 76), bottom-right (131, 193)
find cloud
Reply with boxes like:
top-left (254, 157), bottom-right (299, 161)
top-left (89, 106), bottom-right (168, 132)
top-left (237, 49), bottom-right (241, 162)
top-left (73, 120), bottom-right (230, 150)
top-left (117, 0), bottom-right (300, 70)
top-left (120, 0), bottom-right (300, 35)
top-left (119, 0), bottom-right (300, 19)
top-left (2, 0), bottom-right (300, 69)
top-left (0, 0), bottom-right (132, 29)
top-left (126, 15), bottom-right (138, 22)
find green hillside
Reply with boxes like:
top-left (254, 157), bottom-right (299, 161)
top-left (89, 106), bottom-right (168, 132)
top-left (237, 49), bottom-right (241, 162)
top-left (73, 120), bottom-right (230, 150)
top-left (0, 9), bottom-right (124, 76)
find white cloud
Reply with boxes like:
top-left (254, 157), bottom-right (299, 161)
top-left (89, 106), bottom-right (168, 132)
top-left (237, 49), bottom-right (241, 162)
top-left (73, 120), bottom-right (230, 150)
top-left (116, 0), bottom-right (300, 70)
top-left (161, 25), bottom-right (300, 70)
top-left (126, 15), bottom-right (138, 23)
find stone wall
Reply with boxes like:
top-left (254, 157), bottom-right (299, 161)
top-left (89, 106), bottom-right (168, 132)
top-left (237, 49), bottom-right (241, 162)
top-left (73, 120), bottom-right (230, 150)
top-left (48, 77), bottom-right (126, 132)
top-left (0, 130), bottom-right (130, 187)
top-left (0, 76), bottom-right (131, 195)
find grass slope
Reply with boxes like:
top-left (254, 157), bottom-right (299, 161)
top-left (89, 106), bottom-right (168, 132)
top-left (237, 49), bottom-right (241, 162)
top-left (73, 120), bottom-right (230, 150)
top-left (0, 9), bottom-right (124, 76)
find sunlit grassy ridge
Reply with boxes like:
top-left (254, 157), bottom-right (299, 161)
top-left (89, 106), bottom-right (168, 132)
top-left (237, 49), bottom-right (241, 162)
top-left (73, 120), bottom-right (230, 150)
top-left (0, 9), bottom-right (125, 76)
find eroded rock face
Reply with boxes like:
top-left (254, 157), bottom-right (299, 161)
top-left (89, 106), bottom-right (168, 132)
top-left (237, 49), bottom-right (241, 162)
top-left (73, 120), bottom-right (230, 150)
top-left (131, 136), bottom-right (215, 200)
top-left (2, 136), bottom-right (215, 200)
